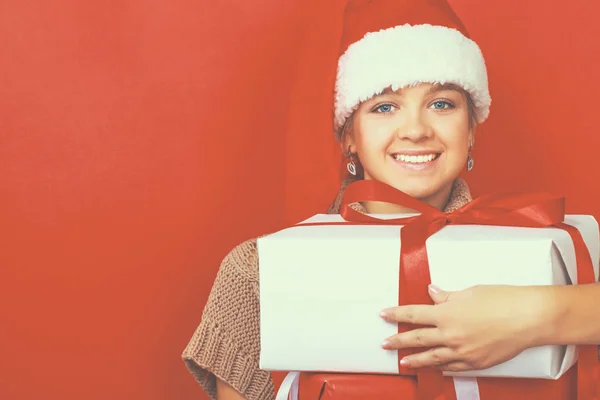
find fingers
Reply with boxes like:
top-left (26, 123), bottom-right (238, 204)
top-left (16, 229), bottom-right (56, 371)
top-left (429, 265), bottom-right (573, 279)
top-left (400, 348), bottom-right (482, 371)
top-left (380, 304), bottom-right (438, 326)
top-left (438, 361), bottom-right (474, 372)
top-left (382, 328), bottom-right (445, 350)
top-left (428, 284), bottom-right (451, 304)
top-left (400, 347), bottom-right (456, 369)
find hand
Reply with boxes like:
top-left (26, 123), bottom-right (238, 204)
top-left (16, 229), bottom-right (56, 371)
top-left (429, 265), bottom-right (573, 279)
top-left (379, 284), bottom-right (555, 372)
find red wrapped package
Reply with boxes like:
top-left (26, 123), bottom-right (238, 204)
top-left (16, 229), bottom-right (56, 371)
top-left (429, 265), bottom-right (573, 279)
top-left (297, 373), bottom-right (419, 400)
top-left (277, 368), bottom-right (581, 400)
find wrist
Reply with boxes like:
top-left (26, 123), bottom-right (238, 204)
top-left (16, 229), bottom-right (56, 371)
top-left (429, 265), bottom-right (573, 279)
top-left (529, 285), bottom-right (565, 347)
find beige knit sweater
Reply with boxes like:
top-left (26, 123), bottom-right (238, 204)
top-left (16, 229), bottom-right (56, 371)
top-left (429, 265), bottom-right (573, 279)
top-left (182, 178), bottom-right (473, 400)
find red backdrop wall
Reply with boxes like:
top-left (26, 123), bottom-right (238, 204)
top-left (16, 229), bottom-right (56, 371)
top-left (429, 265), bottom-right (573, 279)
top-left (1, 1), bottom-right (599, 399)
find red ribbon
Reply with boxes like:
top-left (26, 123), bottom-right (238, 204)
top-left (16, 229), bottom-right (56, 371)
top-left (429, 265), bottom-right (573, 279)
top-left (339, 179), bottom-right (599, 400)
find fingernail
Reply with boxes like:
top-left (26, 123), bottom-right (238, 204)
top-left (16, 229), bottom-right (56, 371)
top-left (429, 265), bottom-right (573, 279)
top-left (400, 358), bottom-right (410, 367)
top-left (428, 284), bottom-right (441, 294)
top-left (379, 310), bottom-right (389, 319)
top-left (382, 339), bottom-right (391, 349)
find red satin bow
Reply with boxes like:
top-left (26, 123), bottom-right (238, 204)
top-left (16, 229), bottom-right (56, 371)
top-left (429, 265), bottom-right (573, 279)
top-left (340, 179), bottom-right (599, 400)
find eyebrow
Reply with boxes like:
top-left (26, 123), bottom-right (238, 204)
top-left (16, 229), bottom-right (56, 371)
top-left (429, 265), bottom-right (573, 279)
top-left (379, 83), bottom-right (463, 96)
top-left (426, 83), bottom-right (463, 95)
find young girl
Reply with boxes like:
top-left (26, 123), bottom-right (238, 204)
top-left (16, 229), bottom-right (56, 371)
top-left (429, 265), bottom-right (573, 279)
top-left (182, 1), bottom-right (600, 399)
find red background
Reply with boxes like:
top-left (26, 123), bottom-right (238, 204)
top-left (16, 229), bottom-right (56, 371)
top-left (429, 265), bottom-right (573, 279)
top-left (1, 1), bottom-right (599, 399)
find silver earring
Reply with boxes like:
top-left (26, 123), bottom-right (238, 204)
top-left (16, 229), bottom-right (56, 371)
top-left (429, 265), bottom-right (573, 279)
top-left (467, 147), bottom-right (474, 172)
top-left (347, 148), bottom-right (357, 176)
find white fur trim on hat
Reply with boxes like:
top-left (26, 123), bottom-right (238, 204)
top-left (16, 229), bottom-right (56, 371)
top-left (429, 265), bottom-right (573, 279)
top-left (334, 24), bottom-right (491, 139)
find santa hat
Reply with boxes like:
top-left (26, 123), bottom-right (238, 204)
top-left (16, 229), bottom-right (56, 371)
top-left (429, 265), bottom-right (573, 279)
top-left (334, 0), bottom-right (491, 140)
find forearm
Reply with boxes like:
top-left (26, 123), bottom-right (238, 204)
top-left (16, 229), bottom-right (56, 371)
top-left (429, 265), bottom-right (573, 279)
top-left (537, 282), bottom-right (600, 345)
top-left (217, 378), bottom-right (247, 400)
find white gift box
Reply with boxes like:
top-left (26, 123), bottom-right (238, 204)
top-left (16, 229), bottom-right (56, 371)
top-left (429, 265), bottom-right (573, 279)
top-left (258, 213), bottom-right (599, 379)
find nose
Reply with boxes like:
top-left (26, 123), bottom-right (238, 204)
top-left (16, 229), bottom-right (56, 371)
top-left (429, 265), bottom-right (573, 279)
top-left (396, 111), bottom-right (433, 141)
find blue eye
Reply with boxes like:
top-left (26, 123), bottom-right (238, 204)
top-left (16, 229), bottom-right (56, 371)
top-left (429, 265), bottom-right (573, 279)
top-left (374, 104), bottom-right (394, 113)
top-left (431, 101), bottom-right (454, 110)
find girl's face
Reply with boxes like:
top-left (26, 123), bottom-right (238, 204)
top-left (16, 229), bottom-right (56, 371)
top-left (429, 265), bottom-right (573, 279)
top-left (344, 83), bottom-right (473, 209)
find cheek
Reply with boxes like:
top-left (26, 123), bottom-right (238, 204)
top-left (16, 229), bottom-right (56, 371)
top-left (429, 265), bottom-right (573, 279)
top-left (354, 118), bottom-right (394, 155)
top-left (436, 120), bottom-right (470, 155)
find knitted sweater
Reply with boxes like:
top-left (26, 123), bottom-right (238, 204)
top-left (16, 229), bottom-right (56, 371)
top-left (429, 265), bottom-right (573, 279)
top-left (182, 178), bottom-right (473, 400)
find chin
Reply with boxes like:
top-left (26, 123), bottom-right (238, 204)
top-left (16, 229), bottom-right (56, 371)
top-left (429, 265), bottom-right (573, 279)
top-left (387, 179), bottom-right (446, 201)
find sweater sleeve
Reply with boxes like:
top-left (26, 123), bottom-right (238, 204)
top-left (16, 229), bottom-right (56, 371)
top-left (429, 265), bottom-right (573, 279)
top-left (182, 239), bottom-right (274, 400)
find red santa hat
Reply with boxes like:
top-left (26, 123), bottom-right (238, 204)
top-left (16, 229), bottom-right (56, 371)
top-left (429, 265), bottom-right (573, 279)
top-left (334, 0), bottom-right (491, 139)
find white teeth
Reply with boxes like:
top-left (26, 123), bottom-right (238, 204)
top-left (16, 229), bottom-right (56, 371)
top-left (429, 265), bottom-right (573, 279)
top-left (393, 154), bottom-right (437, 163)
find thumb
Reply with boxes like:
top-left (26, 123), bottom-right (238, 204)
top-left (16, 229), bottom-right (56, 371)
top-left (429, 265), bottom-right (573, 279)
top-left (428, 284), bottom-right (451, 304)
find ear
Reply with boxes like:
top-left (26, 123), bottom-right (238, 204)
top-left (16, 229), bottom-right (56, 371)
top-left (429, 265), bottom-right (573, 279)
top-left (341, 136), bottom-right (355, 155)
top-left (468, 126), bottom-right (476, 149)
top-left (340, 117), bottom-right (357, 155)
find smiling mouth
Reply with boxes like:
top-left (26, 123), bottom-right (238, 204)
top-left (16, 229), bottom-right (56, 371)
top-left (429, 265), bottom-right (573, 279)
top-left (391, 153), bottom-right (441, 164)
